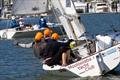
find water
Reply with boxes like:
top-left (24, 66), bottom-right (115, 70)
top-left (0, 13), bottom-right (120, 79)
top-left (0, 39), bottom-right (120, 80)
top-left (80, 13), bottom-right (120, 38)
top-left (0, 40), bottom-right (45, 80)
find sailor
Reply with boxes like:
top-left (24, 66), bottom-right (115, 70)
top-left (14, 28), bottom-right (53, 58)
top-left (32, 32), bottom-right (46, 58)
top-left (10, 16), bottom-right (19, 28)
top-left (43, 28), bottom-right (52, 42)
top-left (39, 16), bottom-right (48, 29)
top-left (43, 33), bottom-right (71, 66)
top-left (14, 32), bottom-right (46, 59)
top-left (18, 17), bottom-right (24, 28)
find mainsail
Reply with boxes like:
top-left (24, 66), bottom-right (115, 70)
top-left (51, 0), bottom-right (85, 40)
top-left (12, 0), bottom-right (48, 15)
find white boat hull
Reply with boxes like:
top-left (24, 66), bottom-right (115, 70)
top-left (0, 25), bottom-right (64, 39)
top-left (0, 29), bottom-right (16, 39)
top-left (44, 66), bottom-right (78, 77)
top-left (0, 29), bottom-right (42, 39)
top-left (43, 44), bottom-right (120, 77)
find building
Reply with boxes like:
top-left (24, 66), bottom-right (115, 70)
top-left (0, 0), bottom-right (13, 18)
top-left (0, 0), bottom-right (4, 17)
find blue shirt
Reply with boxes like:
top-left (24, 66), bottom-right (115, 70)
top-left (39, 18), bottom-right (47, 28)
top-left (10, 19), bottom-right (18, 28)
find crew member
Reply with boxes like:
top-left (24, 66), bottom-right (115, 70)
top-left (15, 32), bottom-right (45, 59)
top-left (43, 33), bottom-right (71, 66)
top-left (39, 16), bottom-right (48, 29)
top-left (14, 28), bottom-right (53, 59)
top-left (43, 28), bottom-right (52, 41)
top-left (10, 16), bottom-right (19, 28)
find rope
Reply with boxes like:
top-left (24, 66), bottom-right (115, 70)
top-left (50, 0), bottom-right (66, 36)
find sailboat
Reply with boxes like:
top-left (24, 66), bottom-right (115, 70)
top-left (0, 22), bottom-right (63, 39)
top-left (42, 0), bottom-right (120, 77)
top-left (0, 0), bottom-right (64, 39)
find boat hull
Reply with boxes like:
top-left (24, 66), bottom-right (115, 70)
top-left (45, 69), bottom-right (78, 77)
top-left (108, 63), bottom-right (120, 75)
top-left (0, 26), bottom-right (65, 39)
top-left (43, 44), bottom-right (120, 77)
top-left (12, 30), bottom-right (43, 38)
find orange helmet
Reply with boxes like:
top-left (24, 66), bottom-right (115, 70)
top-left (51, 33), bottom-right (59, 40)
top-left (35, 32), bottom-right (43, 41)
top-left (43, 28), bottom-right (51, 37)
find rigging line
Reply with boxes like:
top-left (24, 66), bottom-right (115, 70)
top-left (49, 0), bottom-right (66, 36)
top-left (58, 0), bottom-right (77, 40)
top-left (65, 0), bottom-right (78, 40)
top-left (71, 0), bottom-right (81, 38)
top-left (51, 5), bottom-right (66, 36)
top-left (71, 0), bottom-right (86, 40)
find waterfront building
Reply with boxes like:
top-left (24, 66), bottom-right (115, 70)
top-left (0, 0), bottom-right (13, 19)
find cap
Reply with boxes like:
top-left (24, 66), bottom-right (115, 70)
top-left (11, 16), bottom-right (15, 20)
top-left (35, 32), bottom-right (43, 41)
top-left (51, 33), bottom-right (59, 40)
top-left (43, 28), bottom-right (51, 37)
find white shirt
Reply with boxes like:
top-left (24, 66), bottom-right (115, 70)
top-left (19, 21), bottom-right (24, 27)
top-left (32, 25), bottom-right (40, 30)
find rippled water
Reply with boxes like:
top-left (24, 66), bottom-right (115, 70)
top-left (0, 39), bottom-right (120, 80)
top-left (0, 13), bottom-right (120, 80)
top-left (0, 40), bottom-right (45, 80)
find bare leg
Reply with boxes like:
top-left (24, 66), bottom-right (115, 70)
top-left (62, 52), bottom-right (67, 66)
top-left (62, 50), bottom-right (70, 66)
top-left (66, 50), bottom-right (70, 63)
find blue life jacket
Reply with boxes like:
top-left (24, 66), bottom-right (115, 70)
top-left (10, 20), bottom-right (18, 28)
top-left (39, 18), bottom-right (47, 28)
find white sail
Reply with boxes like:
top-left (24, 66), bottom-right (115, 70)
top-left (51, 0), bottom-right (85, 40)
top-left (12, 0), bottom-right (48, 15)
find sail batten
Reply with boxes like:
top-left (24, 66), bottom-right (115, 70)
top-left (12, 0), bottom-right (48, 15)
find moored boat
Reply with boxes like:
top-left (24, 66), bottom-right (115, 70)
top-left (0, 0), bottom-right (65, 40)
top-left (0, 23), bottom-right (64, 39)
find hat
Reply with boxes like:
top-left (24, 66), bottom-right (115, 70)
top-left (35, 32), bottom-right (43, 41)
top-left (11, 16), bottom-right (15, 20)
top-left (51, 33), bottom-right (59, 40)
top-left (44, 28), bottom-right (51, 37)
